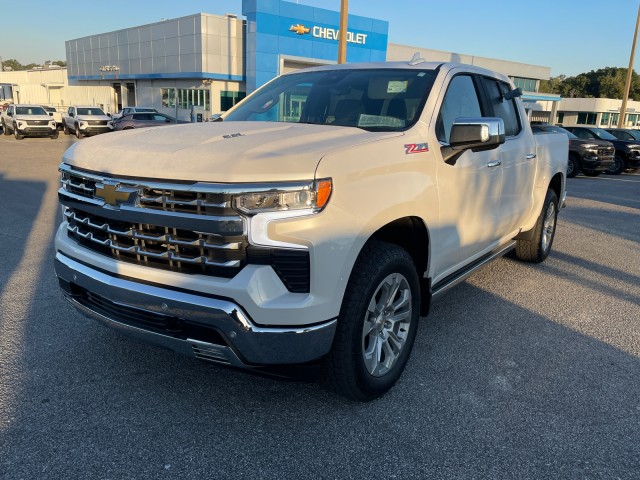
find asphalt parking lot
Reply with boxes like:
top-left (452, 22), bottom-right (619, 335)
top-left (1, 134), bottom-right (639, 479)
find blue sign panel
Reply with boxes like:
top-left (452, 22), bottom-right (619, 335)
top-left (243, 0), bottom-right (389, 92)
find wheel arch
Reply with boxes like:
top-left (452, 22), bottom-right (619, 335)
top-left (548, 172), bottom-right (564, 204)
top-left (366, 216), bottom-right (432, 316)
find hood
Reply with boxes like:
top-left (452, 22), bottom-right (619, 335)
top-left (62, 121), bottom-right (402, 182)
top-left (16, 114), bottom-right (52, 122)
top-left (77, 114), bottom-right (111, 121)
top-left (570, 138), bottom-right (613, 148)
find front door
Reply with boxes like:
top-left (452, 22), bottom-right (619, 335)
top-left (430, 72), bottom-right (505, 281)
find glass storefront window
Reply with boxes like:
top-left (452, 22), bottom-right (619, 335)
top-left (161, 88), bottom-right (210, 110)
top-left (221, 91), bottom-right (246, 111)
top-left (577, 112), bottom-right (597, 125)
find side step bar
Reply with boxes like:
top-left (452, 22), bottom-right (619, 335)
top-left (431, 241), bottom-right (516, 301)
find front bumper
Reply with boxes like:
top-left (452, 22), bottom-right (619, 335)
top-left (581, 154), bottom-right (615, 172)
top-left (54, 252), bottom-right (337, 367)
top-left (18, 126), bottom-right (57, 137)
top-left (79, 126), bottom-right (113, 135)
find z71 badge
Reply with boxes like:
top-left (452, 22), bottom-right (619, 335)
top-left (404, 143), bottom-right (429, 154)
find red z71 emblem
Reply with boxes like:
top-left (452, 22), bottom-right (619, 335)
top-left (404, 143), bottom-right (429, 154)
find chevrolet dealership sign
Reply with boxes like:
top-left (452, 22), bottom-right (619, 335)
top-left (289, 24), bottom-right (368, 45)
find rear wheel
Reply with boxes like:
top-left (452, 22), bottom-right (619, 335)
top-left (515, 189), bottom-right (558, 263)
top-left (321, 240), bottom-right (420, 401)
top-left (606, 155), bottom-right (625, 175)
top-left (567, 154), bottom-right (580, 178)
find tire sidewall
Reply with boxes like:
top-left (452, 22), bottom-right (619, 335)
top-left (343, 247), bottom-right (420, 398)
top-left (537, 190), bottom-right (558, 261)
top-left (607, 155), bottom-right (625, 175)
top-left (567, 155), bottom-right (579, 178)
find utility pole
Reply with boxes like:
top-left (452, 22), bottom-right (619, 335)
top-left (618, 2), bottom-right (640, 128)
top-left (337, 0), bottom-right (348, 64)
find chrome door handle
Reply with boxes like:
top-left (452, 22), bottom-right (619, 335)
top-left (526, 153), bottom-right (537, 159)
top-left (487, 161), bottom-right (502, 168)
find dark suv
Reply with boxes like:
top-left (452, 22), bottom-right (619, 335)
top-left (563, 126), bottom-right (640, 175)
top-left (532, 124), bottom-right (614, 177)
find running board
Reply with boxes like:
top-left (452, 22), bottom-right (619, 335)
top-left (431, 241), bottom-right (516, 301)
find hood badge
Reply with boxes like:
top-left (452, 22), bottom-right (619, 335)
top-left (222, 133), bottom-right (244, 139)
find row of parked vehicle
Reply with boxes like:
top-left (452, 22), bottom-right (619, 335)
top-left (531, 124), bottom-right (640, 176)
top-left (0, 104), bottom-right (185, 140)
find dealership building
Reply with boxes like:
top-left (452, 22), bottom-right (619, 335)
top-left (61, 0), bottom-right (559, 121)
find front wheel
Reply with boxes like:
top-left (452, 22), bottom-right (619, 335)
top-left (63, 123), bottom-right (70, 135)
top-left (75, 125), bottom-right (83, 139)
top-left (567, 154), bottom-right (579, 178)
top-left (606, 155), bottom-right (625, 175)
top-left (515, 189), bottom-right (558, 263)
top-left (50, 131), bottom-right (59, 139)
top-left (321, 240), bottom-right (420, 401)
top-left (582, 170), bottom-right (601, 177)
top-left (14, 126), bottom-right (23, 140)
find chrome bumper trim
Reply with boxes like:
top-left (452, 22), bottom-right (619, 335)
top-left (54, 252), bottom-right (337, 365)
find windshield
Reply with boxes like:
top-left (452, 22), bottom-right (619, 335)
top-left (546, 125), bottom-right (577, 139)
top-left (591, 128), bottom-right (617, 141)
top-left (16, 106), bottom-right (47, 115)
top-left (77, 107), bottom-right (106, 116)
top-left (224, 68), bottom-right (438, 131)
top-left (43, 107), bottom-right (56, 113)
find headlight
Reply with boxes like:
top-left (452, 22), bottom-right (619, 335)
top-left (233, 179), bottom-right (332, 215)
top-left (581, 143), bottom-right (599, 149)
top-left (626, 144), bottom-right (640, 149)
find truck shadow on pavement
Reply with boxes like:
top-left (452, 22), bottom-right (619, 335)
top-left (1, 256), bottom-right (639, 479)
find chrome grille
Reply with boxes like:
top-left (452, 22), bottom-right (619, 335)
top-left (89, 120), bottom-right (108, 126)
top-left (139, 188), bottom-right (231, 215)
top-left (598, 147), bottom-right (614, 157)
top-left (27, 120), bottom-right (49, 126)
top-left (65, 208), bottom-right (245, 275)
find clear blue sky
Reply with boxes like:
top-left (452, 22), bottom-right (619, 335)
top-left (4, 0), bottom-right (640, 77)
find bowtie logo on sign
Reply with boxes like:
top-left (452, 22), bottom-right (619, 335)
top-left (289, 24), bottom-right (368, 45)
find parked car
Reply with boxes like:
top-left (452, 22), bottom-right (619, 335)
top-left (63, 106), bottom-right (113, 138)
top-left (110, 107), bottom-right (158, 121)
top-left (563, 126), bottom-right (640, 175)
top-left (1, 104), bottom-right (58, 139)
top-left (113, 112), bottom-right (186, 130)
top-left (532, 124), bottom-right (615, 177)
top-left (603, 127), bottom-right (640, 142)
top-left (42, 106), bottom-right (63, 130)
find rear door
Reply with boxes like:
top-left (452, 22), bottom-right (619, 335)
top-left (479, 76), bottom-right (536, 234)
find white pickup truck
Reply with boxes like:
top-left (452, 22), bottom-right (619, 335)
top-left (63, 106), bottom-right (113, 138)
top-left (54, 60), bottom-right (567, 401)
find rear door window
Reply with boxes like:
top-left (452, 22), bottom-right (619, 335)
top-left (481, 77), bottom-right (521, 137)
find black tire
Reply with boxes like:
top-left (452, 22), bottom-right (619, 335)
top-left (606, 154), bottom-right (625, 175)
top-left (14, 125), bottom-right (23, 140)
top-left (321, 240), bottom-right (420, 401)
top-left (75, 124), bottom-right (83, 139)
top-left (515, 189), bottom-right (558, 263)
top-left (567, 154), bottom-right (580, 178)
top-left (582, 170), bottom-right (601, 177)
top-left (50, 131), bottom-right (59, 139)
top-left (63, 123), bottom-right (70, 135)
top-left (2, 120), bottom-right (9, 136)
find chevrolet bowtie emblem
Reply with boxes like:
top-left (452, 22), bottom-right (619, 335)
top-left (95, 181), bottom-right (138, 207)
top-left (290, 24), bottom-right (310, 35)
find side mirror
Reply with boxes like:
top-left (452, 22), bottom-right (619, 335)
top-left (441, 117), bottom-right (505, 165)
top-left (49, 112), bottom-right (54, 117)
